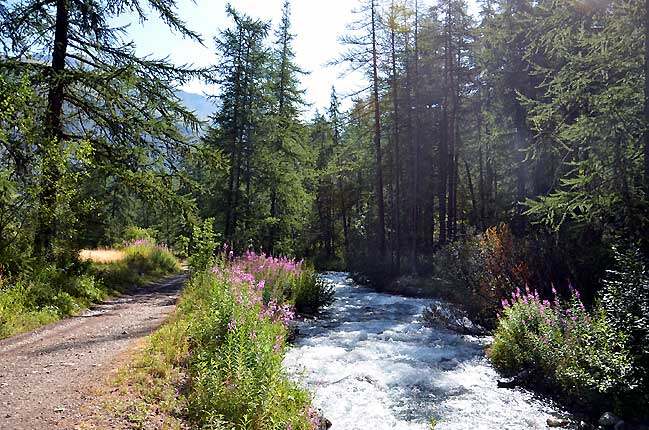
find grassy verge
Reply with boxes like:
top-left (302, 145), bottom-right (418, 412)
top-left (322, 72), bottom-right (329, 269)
top-left (0, 241), bottom-right (180, 339)
top-left (79, 326), bottom-right (190, 430)
top-left (84, 251), bottom-right (332, 430)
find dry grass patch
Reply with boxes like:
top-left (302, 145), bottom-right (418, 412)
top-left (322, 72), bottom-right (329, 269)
top-left (80, 248), bottom-right (126, 263)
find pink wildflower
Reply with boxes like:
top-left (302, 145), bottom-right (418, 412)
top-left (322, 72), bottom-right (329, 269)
top-left (273, 335), bottom-right (284, 353)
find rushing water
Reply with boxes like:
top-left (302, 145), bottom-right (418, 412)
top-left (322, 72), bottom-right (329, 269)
top-left (284, 272), bottom-right (572, 430)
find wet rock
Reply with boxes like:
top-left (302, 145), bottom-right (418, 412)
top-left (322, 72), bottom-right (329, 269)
top-left (599, 412), bottom-right (621, 427)
top-left (319, 416), bottom-right (332, 430)
top-left (313, 409), bottom-right (332, 430)
top-left (423, 303), bottom-right (487, 335)
top-left (497, 370), bottom-right (530, 388)
top-left (356, 375), bottom-right (377, 385)
top-left (547, 417), bottom-right (571, 427)
top-left (577, 420), bottom-right (593, 429)
top-left (286, 324), bottom-right (300, 342)
top-left (439, 357), bottom-right (459, 371)
top-left (497, 377), bottom-right (517, 388)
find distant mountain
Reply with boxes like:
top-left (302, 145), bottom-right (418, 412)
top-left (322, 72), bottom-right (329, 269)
top-left (176, 90), bottom-right (214, 122)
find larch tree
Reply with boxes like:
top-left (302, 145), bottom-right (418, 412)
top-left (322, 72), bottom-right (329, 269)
top-left (0, 0), bottom-right (203, 259)
top-left (265, 0), bottom-right (308, 255)
top-left (204, 5), bottom-right (270, 247)
top-left (338, 0), bottom-right (387, 259)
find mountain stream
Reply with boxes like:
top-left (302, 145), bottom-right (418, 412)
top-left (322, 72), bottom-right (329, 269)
top-left (284, 272), bottom-right (572, 430)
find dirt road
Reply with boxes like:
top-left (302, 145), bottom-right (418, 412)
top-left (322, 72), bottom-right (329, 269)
top-left (0, 273), bottom-right (186, 430)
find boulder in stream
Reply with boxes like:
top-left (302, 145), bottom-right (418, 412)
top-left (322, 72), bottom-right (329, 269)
top-left (423, 303), bottom-right (487, 335)
top-left (599, 412), bottom-right (621, 427)
top-left (314, 409), bottom-right (332, 430)
top-left (496, 370), bottom-right (531, 388)
top-left (547, 417), bottom-right (571, 427)
top-left (497, 377), bottom-right (517, 388)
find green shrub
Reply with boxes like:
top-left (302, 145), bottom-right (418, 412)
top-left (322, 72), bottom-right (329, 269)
top-left (0, 291), bottom-right (59, 338)
top-left (0, 265), bottom-right (92, 338)
top-left (122, 226), bottom-right (158, 246)
top-left (178, 255), bottom-right (320, 429)
top-left (188, 219), bottom-right (218, 272)
top-left (291, 270), bottom-right (335, 316)
top-left (488, 285), bottom-right (633, 413)
top-left (173, 234), bottom-right (190, 259)
top-left (601, 246), bottom-right (649, 417)
top-left (124, 243), bottom-right (180, 276)
top-left (431, 224), bottom-right (528, 327)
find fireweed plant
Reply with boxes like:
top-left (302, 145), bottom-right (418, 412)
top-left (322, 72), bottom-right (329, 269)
top-left (488, 284), bottom-right (633, 411)
top-left (179, 250), bottom-right (329, 429)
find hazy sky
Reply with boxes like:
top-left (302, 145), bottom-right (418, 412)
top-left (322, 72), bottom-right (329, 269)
top-left (118, 0), bottom-right (365, 115)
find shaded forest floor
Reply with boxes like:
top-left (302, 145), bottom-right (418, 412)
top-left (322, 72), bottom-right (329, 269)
top-left (0, 273), bottom-right (185, 430)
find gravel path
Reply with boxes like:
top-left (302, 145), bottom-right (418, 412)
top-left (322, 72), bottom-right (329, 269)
top-left (0, 273), bottom-right (186, 430)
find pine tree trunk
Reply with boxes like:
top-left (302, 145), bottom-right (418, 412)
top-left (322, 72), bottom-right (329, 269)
top-left (225, 28), bottom-right (245, 241)
top-left (371, 0), bottom-right (387, 258)
top-left (465, 159), bottom-right (478, 227)
top-left (411, 0), bottom-right (422, 267)
top-left (644, 0), bottom-right (649, 196)
top-left (390, 3), bottom-right (401, 274)
top-left (36, 0), bottom-right (69, 257)
top-left (338, 179), bottom-right (349, 255)
top-left (439, 0), bottom-right (453, 245)
top-left (513, 107), bottom-right (528, 235)
top-left (478, 93), bottom-right (486, 229)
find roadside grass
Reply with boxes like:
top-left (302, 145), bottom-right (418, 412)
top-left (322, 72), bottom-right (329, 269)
top-left (82, 251), bottom-right (331, 430)
top-left (0, 242), bottom-right (180, 339)
top-left (95, 325), bottom-right (190, 430)
top-left (76, 333), bottom-right (190, 430)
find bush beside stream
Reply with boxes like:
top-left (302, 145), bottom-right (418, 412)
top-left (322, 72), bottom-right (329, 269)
top-left (98, 250), bottom-right (332, 429)
top-left (488, 247), bottom-right (649, 420)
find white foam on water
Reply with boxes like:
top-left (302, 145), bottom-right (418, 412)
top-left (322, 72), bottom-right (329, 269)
top-left (284, 272), bottom-right (569, 430)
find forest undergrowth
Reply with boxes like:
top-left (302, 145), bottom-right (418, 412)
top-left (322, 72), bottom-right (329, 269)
top-left (0, 233), bottom-right (180, 339)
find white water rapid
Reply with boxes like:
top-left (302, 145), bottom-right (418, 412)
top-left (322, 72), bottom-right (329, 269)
top-left (284, 272), bottom-right (572, 430)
